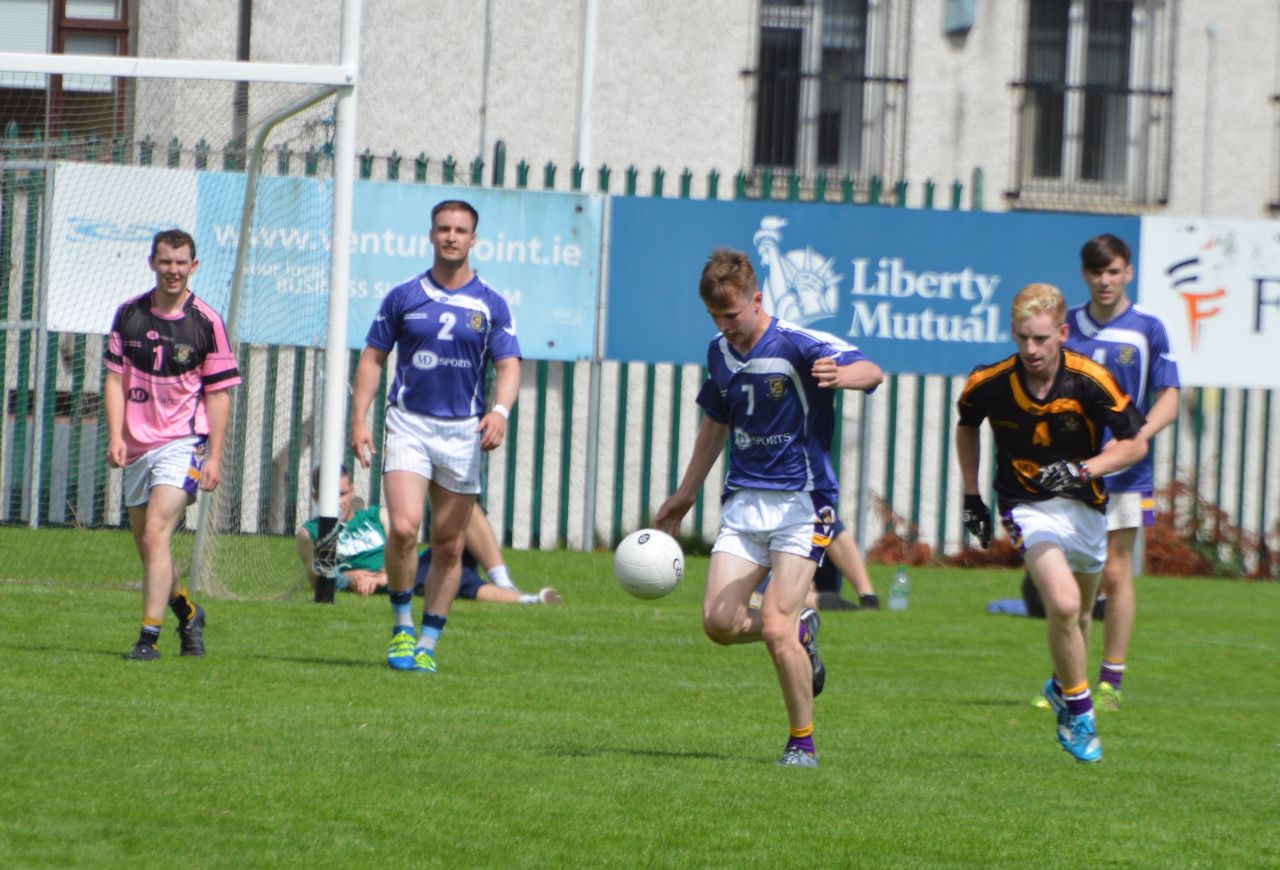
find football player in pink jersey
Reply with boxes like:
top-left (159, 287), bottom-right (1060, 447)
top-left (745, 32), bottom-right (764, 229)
top-left (105, 229), bottom-right (241, 660)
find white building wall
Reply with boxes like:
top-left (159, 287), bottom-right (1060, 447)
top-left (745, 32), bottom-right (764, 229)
top-left (134, 0), bottom-right (1280, 218)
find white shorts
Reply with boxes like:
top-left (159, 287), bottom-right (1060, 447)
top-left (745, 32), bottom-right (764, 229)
top-left (122, 435), bottom-right (205, 508)
top-left (1106, 490), bottom-right (1155, 531)
top-left (1000, 497), bottom-right (1106, 575)
top-left (711, 489), bottom-right (836, 568)
top-left (382, 406), bottom-right (482, 494)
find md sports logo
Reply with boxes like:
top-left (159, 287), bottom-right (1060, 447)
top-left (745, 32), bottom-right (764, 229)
top-left (127, 387), bottom-right (149, 402)
top-left (411, 351), bottom-right (473, 370)
top-left (66, 219), bottom-right (173, 243)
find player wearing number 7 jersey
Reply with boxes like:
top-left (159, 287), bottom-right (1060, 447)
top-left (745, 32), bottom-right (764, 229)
top-left (105, 228), bottom-right (241, 661)
top-left (655, 248), bottom-right (882, 768)
top-left (351, 199), bottom-right (521, 676)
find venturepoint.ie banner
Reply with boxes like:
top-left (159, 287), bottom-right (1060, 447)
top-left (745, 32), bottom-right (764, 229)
top-left (48, 163), bottom-right (603, 360)
top-left (606, 197), bottom-right (1138, 376)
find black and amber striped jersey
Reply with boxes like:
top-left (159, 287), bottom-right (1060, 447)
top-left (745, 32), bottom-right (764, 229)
top-left (956, 349), bottom-right (1145, 512)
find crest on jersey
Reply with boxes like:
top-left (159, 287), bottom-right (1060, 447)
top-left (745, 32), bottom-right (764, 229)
top-left (1062, 415), bottom-right (1080, 432)
top-left (174, 344), bottom-right (193, 364)
top-left (1116, 345), bottom-right (1136, 365)
top-left (767, 375), bottom-right (786, 399)
top-left (752, 217), bottom-right (841, 326)
top-left (469, 312), bottom-right (485, 332)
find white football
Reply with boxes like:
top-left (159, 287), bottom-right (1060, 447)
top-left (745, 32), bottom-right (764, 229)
top-left (614, 528), bottom-right (684, 600)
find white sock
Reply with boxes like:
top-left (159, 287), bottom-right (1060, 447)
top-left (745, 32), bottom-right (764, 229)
top-left (489, 565), bottom-right (519, 592)
top-left (519, 593), bottom-right (539, 605)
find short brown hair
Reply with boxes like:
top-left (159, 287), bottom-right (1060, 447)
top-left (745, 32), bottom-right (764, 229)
top-left (431, 199), bottom-right (479, 232)
top-left (698, 248), bottom-right (758, 309)
top-left (151, 228), bottom-right (197, 260)
top-left (1081, 234), bottom-right (1131, 270)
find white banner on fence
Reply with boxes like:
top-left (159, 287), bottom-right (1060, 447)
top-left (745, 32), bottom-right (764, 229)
top-left (47, 162), bottom-right (200, 334)
top-left (1138, 217), bottom-right (1280, 388)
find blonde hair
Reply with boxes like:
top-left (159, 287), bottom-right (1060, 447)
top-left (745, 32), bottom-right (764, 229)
top-left (1010, 283), bottom-right (1066, 327)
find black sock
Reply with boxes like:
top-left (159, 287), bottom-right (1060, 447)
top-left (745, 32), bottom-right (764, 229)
top-left (169, 587), bottom-right (196, 624)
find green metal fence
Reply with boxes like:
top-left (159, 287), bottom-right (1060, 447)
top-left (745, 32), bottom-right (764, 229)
top-left (3, 134), bottom-right (1277, 575)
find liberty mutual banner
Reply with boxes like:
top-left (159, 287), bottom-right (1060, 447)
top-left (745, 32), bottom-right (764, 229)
top-left (607, 197), bottom-right (1138, 375)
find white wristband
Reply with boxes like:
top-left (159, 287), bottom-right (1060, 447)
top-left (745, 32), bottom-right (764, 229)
top-left (492, 403), bottom-right (510, 419)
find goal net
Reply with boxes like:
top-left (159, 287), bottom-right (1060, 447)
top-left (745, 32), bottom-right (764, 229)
top-left (0, 63), bottom-right (348, 600)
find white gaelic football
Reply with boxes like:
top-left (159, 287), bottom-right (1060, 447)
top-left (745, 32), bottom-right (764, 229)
top-left (613, 529), bottom-right (684, 599)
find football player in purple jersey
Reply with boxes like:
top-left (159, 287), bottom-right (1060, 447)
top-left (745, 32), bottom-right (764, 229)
top-left (1065, 234), bottom-right (1181, 710)
top-left (351, 200), bottom-right (521, 674)
top-left (655, 248), bottom-right (882, 767)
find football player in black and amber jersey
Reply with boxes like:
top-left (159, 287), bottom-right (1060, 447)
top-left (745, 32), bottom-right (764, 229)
top-left (955, 283), bottom-right (1146, 764)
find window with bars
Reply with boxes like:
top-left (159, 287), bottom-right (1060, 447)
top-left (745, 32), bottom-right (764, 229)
top-left (0, 0), bottom-right (132, 140)
top-left (1011, 0), bottom-right (1173, 208)
top-left (750, 0), bottom-right (905, 184)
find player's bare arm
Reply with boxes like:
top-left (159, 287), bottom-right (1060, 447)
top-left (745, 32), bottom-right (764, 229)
top-left (350, 346), bottom-right (389, 467)
top-left (202, 388), bottom-right (232, 491)
top-left (655, 416), bottom-right (729, 536)
top-left (477, 356), bottom-right (520, 452)
top-left (1140, 386), bottom-right (1180, 441)
top-left (104, 370), bottom-right (127, 469)
top-left (812, 357), bottom-right (883, 391)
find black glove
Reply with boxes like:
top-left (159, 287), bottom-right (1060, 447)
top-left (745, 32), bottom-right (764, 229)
top-left (1037, 460), bottom-right (1091, 493)
top-left (962, 494), bottom-right (992, 549)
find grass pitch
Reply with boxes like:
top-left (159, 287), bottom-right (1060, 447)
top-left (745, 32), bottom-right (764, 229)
top-left (1, 525), bottom-right (1277, 868)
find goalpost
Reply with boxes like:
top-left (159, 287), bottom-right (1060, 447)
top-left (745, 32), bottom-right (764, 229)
top-left (0, 0), bottom-right (361, 598)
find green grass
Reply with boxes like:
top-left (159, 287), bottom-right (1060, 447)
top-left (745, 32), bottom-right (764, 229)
top-left (1, 526), bottom-right (1277, 867)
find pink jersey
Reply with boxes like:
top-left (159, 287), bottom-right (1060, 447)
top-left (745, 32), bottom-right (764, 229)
top-left (105, 290), bottom-right (241, 463)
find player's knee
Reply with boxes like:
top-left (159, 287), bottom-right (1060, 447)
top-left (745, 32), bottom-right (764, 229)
top-left (702, 613), bottom-right (736, 645)
top-left (760, 619), bottom-right (796, 652)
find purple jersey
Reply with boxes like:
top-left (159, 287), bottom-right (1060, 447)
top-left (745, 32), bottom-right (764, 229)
top-left (104, 291), bottom-right (241, 463)
top-left (366, 270), bottom-right (521, 419)
top-left (1066, 302), bottom-right (1180, 493)
top-left (698, 318), bottom-right (870, 502)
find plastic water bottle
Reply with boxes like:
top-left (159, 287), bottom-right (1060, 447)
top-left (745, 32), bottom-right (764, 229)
top-left (889, 564), bottom-right (910, 611)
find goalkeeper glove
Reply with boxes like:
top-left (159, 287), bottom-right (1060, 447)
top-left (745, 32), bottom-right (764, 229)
top-left (1036, 460), bottom-right (1092, 493)
top-left (962, 494), bottom-right (992, 549)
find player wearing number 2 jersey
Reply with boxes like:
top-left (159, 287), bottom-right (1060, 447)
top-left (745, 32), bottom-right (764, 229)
top-left (105, 229), bottom-right (240, 661)
top-left (351, 199), bottom-right (521, 676)
top-left (1064, 234), bottom-right (1181, 711)
top-left (655, 248), bottom-right (882, 768)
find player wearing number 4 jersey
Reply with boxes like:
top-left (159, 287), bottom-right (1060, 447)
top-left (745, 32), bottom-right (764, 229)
top-left (956, 282), bottom-right (1146, 763)
top-left (351, 199), bottom-right (521, 675)
top-left (655, 248), bottom-right (882, 768)
top-left (1065, 234), bottom-right (1180, 711)
top-left (105, 228), bottom-right (241, 661)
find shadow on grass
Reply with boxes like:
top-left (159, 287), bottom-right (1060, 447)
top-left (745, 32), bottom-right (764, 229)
top-left (552, 745), bottom-right (739, 762)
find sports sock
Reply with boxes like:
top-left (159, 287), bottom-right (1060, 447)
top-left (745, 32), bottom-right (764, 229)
top-left (389, 590), bottom-right (414, 632)
top-left (416, 612), bottom-right (447, 654)
top-left (787, 724), bottom-right (816, 755)
top-left (168, 586), bottom-right (196, 624)
top-left (1062, 681), bottom-right (1093, 717)
top-left (138, 618), bottom-right (162, 647)
top-left (1099, 659), bottom-right (1125, 690)
top-left (488, 564), bottom-right (518, 592)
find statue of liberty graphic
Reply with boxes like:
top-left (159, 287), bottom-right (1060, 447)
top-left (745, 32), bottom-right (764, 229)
top-left (752, 216), bottom-right (841, 326)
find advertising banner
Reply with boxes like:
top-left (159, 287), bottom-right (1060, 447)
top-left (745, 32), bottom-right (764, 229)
top-left (606, 197), bottom-right (1139, 374)
top-left (47, 162), bottom-right (199, 334)
top-left (48, 164), bottom-right (604, 360)
top-left (1136, 217), bottom-right (1280, 388)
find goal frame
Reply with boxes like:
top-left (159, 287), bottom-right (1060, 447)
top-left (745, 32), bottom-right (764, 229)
top-left (0, 0), bottom-right (363, 591)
